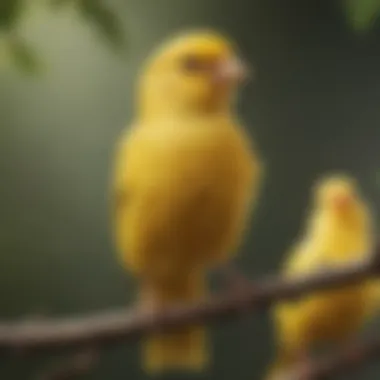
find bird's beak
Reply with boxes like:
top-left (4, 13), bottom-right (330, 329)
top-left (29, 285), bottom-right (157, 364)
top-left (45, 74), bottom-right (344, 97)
top-left (213, 56), bottom-right (249, 85)
top-left (332, 193), bottom-right (352, 211)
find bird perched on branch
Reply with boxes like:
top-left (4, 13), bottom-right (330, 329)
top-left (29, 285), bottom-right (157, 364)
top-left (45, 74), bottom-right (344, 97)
top-left (112, 30), bottom-right (262, 374)
top-left (265, 174), bottom-right (379, 380)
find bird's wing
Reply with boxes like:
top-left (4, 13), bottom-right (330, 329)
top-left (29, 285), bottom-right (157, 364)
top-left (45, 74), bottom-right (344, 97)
top-left (282, 239), bottom-right (324, 277)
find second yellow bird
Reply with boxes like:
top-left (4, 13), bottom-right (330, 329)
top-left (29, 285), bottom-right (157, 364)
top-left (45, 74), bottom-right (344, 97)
top-left (265, 174), bottom-right (379, 380)
top-left (112, 30), bottom-right (262, 374)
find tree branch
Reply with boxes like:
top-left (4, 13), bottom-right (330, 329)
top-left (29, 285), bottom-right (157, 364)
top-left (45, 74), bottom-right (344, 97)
top-left (287, 335), bottom-right (380, 380)
top-left (0, 254), bottom-right (378, 356)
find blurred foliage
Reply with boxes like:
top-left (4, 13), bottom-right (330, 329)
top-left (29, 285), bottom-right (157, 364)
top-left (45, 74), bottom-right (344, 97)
top-left (7, 36), bottom-right (42, 74)
top-left (0, 0), bottom-right (126, 74)
top-left (0, 0), bottom-right (23, 30)
top-left (79, 0), bottom-right (127, 51)
top-left (52, 0), bottom-right (127, 50)
top-left (1, 0), bottom-right (380, 74)
top-left (343, 0), bottom-right (380, 31)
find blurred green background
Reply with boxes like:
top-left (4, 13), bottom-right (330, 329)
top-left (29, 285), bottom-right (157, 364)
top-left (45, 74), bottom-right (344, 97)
top-left (1, 0), bottom-right (380, 379)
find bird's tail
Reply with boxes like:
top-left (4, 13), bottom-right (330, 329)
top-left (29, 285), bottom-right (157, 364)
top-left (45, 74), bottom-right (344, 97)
top-left (139, 272), bottom-right (208, 374)
top-left (264, 349), bottom-right (297, 380)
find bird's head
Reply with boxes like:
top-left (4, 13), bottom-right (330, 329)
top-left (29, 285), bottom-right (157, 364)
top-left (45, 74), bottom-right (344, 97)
top-left (137, 29), bottom-right (249, 118)
top-left (313, 174), bottom-right (361, 217)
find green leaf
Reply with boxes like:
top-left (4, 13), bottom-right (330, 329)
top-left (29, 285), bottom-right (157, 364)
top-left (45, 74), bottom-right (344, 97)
top-left (79, 0), bottom-right (127, 51)
top-left (0, 0), bottom-right (24, 30)
top-left (343, 0), bottom-right (380, 32)
top-left (8, 38), bottom-right (41, 74)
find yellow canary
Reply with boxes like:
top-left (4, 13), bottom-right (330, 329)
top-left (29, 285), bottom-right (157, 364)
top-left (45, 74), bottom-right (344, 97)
top-left (112, 30), bottom-right (262, 374)
top-left (265, 174), bottom-right (376, 380)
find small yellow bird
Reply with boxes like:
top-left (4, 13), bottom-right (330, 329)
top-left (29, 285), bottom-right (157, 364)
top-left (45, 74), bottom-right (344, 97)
top-left (112, 30), bottom-right (262, 374)
top-left (265, 174), bottom-right (377, 380)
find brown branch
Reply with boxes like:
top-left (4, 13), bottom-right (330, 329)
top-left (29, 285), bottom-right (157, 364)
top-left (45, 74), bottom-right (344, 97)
top-left (287, 335), bottom-right (380, 380)
top-left (0, 254), bottom-right (379, 356)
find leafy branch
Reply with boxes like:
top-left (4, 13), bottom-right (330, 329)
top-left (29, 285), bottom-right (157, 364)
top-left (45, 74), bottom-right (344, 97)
top-left (0, 0), bottom-right (127, 73)
top-left (343, 0), bottom-right (380, 32)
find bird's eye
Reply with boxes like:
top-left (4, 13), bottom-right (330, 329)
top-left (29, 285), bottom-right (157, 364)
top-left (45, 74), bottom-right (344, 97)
top-left (181, 55), bottom-right (207, 72)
